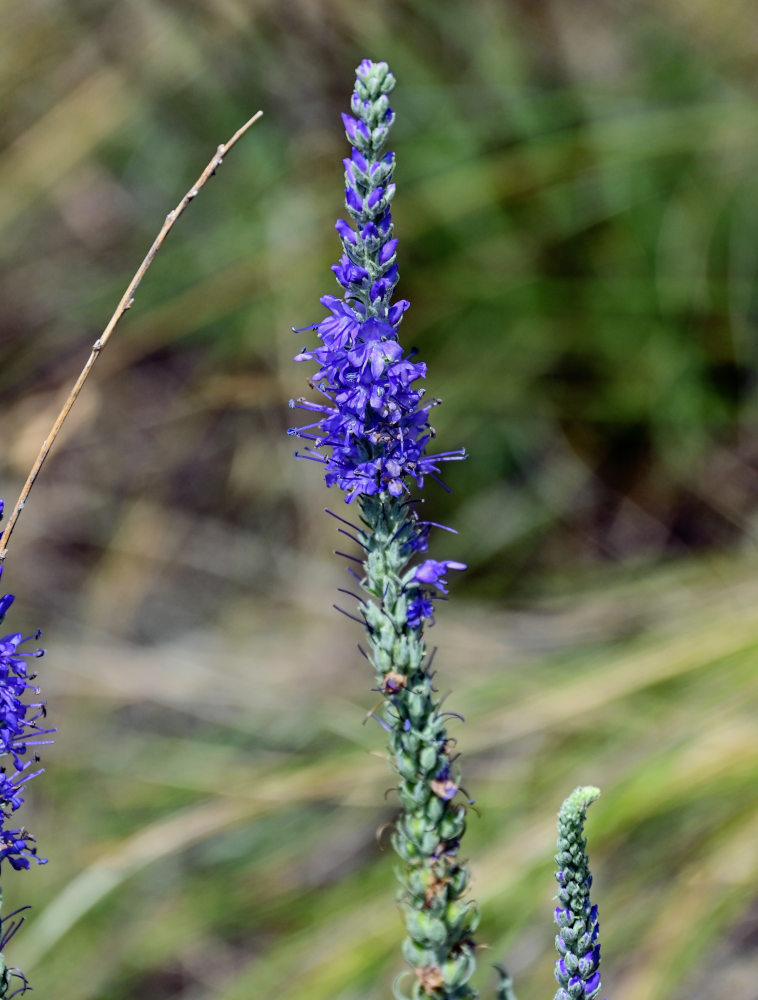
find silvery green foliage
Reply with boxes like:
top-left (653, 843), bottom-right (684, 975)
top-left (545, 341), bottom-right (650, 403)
top-left (554, 788), bottom-right (605, 1000)
top-left (359, 496), bottom-right (478, 1000)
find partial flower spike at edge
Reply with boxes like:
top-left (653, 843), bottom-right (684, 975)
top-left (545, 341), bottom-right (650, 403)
top-left (0, 111), bottom-right (261, 994)
top-left (290, 60), bottom-right (609, 1000)
top-left (0, 503), bottom-right (52, 999)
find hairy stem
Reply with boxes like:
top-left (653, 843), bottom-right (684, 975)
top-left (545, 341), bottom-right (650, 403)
top-left (358, 494), bottom-right (478, 1000)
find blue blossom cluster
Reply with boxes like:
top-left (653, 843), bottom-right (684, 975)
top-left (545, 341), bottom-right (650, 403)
top-left (0, 571), bottom-right (51, 875)
top-left (289, 59), bottom-right (464, 505)
top-left (0, 529), bottom-right (53, 995)
top-left (406, 558), bottom-right (466, 628)
top-left (291, 62), bottom-right (481, 999)
top-left (289, 60), bottom-right (467, 631)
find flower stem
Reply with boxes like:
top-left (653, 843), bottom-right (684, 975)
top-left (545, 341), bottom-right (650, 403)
top-left (358, 494), bottom-right (478, 1000)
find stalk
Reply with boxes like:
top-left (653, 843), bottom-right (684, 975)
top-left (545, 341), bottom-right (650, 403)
top-left (290, 60), bottom-right (473, 998)
top-left (359, 495), bottom-right (477, 999)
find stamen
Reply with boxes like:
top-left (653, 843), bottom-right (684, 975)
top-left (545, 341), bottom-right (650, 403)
top-left (333, 604), bottom-right (369, 627)
top-left (324, 508), bottom-right (365, 533)
top-left (334, 550), bottom-right (364, 565)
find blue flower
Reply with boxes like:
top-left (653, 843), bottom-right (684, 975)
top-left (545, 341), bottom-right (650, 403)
top-left (290, 65), bottom-right (477, 995)
top-left (289, 59), bottom-right (465, 504)
top-left (412, 559), bottom-right (466, 594)
top-left (0, 584), bottom-right (52, 874)
top-left (406, 595), bottom-right (435, 629)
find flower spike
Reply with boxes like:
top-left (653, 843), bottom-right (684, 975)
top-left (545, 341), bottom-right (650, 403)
top-left (554, 787), bottom-right (606, 1000)
top-left (0, 505), bottom-right (53, 992)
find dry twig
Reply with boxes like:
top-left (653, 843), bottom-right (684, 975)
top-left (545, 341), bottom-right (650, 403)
top-left (0, 110), bottom-right (263, 561)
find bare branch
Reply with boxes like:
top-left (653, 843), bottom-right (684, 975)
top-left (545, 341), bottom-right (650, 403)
top-left (0, 110), bottom-right (264, 561)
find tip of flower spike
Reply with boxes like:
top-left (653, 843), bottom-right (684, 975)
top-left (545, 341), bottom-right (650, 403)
top-left (357, 58), bottom-right (387, 78)
top-left (354, 60), bottom-right (395, 96)
top-left (561, 786), bottom-right (601, 816)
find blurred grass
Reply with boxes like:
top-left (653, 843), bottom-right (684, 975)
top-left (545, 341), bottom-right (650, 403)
top-left (4, 0), bottom-right (758, 621)
top-left (3, 1), bottom-right (758, 998)
top-left (10, 553), bottom-right (758, 999)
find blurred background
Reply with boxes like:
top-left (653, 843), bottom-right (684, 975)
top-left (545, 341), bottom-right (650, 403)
top-left (2, 1), bottom-right (758, 997)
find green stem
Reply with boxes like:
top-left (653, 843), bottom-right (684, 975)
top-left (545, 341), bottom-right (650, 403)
top-left (357, 494), bottom-right (478, 1000)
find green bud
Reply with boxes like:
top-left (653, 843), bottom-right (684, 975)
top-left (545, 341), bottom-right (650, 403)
top-left (444, 901), bottom-right (462, 935)
top-left (441, 949), bottom-right (475, 989)
top-left (406, 910), bottom-right (448, 947)
top-left (563, 953), bottom-right (580, 975)
top-left (408, 781), bottom-right (430, 808)
top-left (375, 647), bottom-right (392, 671)
top-left (425, 794), bottom-right (444, 824)
top-left (418, 744), bottom-right (438, 773)
top-left (407, 690), bottom-right (427, 723)
top-left (404, 815), bottom-right (429, 847)
top-left (421, 829), bottom-right (440, 854)
top-left (395, 754), bottom-right (417, 781)
top-left (364, 602), bottom-right (383, 628)
top-left (447, 900), bottom-right (479, 936)
top-left (374, 95), bottom-right (390, 119)
top-left (401, 937), bottom-right (436, 970)
top-left (406, 868), bottom-right (428, 898)
top-left (393, 638), bottom-right (411, 669)
top-left (356, 494), bottom-right (478, 996)
top-left (448, 866), bottom-right (469, 895)
top-left (438, 808), bottom-right (466, 839)
top-left (402, 730), bottom-right (421, 754)
top-left (392, 831), bottom-right (417, 862)
top-left (381, 622), bottom-right (396, 647)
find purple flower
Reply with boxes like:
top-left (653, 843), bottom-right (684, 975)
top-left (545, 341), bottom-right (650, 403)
top-left (387, 299), bottom-right (409, 326)
top-left (0, 593), bottom-right (14, 622)
top-left (406, 595), bottom-right (435, 628)
top-left (331, 256), bottom-right (369, 291)
top-left (0, 618), bottom-right (52, 873)
top-left (378, 238), bottom-right (398, 264)
top-left (335, 218), bottom-right (357, 246)
top-left (413, 559), bottom-right (466, 594)
top-left (345, 186), bottom-right (362, 214)
top-left (291, 59), bottom-right (468, 659)
top-left (341, 113), bottom-right (371, 145)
